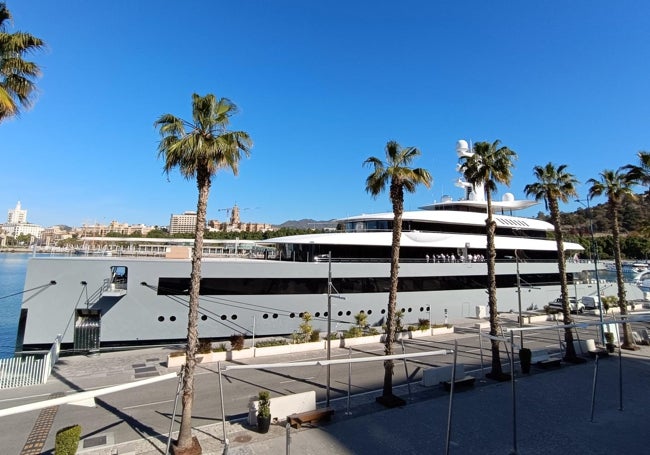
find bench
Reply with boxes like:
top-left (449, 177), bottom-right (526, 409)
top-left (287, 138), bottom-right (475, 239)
top-left (287, 407), bottom-right (335, 428)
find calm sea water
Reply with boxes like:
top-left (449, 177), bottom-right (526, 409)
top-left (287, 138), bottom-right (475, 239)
top-left (0, 253), bottom-right (30, 359)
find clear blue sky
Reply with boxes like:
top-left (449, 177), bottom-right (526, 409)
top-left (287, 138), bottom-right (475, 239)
top-left (3, 1), bottom-right (649, 228)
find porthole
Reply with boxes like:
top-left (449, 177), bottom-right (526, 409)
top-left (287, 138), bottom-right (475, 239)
top-left (170, 316), bottom-right (176, 321)
top-left (407, 308), bottom-right (412, 313)
top-left (272, 314), bottom-right (278, 319)
top-left (232, 315), bottom-right (237, 320)
top-left (426, 306), bottom-right (430, 312)
top-left (381, 309), bottom-right (386, 314)
top-left (346, 311), bottom-right (351, 316)
top-left (201, 315), bottom-right (207, 321)
top-left (290, 313), bottom-right (295, 318)
top-left (221, 315), bottom-right (227, 320)
top-left (419, 307), bottom-right (424, 312)
top-left (360, 310), bottom-right (365, 314)
top-left (158, 316), bottom-right (164, 322)
top-left (263, 314), bottom-right (269, 319)
top-left (367, 310), bottom-right (372, 315)
top-left (338, 311), bottom-right (343, 316)
top-left (299, 312), bottom-right (304, 318)
top-left (315, 312), bottom-right (320, 317)
top-left (323, 312), bottom-right (328, 317)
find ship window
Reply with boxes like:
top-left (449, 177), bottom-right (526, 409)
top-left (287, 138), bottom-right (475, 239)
top-left (407, 308), bottom-right (412, 313)
top-left (110, 266), bottom-right (128, 291)
top-left (346, 311), bottom-right (351, 316)
top-left (201, 315), bottom-right (207, 321)
top-left (170, 316), bottom-right (176, 321)
top-left (290, 313), bottom-right (295, 318)
top-left (367, 310), bottom-right (372, 315)
top-left (324, 312), bottom-right (328, 317)
top-left (158, 316), bottom-right (164, 322)
top-left (338, 311), bottom-right (343, 316)
top-left (263, 314), bottom-right (269, 319)
top-left (273, 314), bottom-right (278, 319)
top-left (315, 312), bottom-right (320, 317)
top-left (426, 306), bottom-right (430, 312)
top-left (299, 312), bottom-right (304, 318)
top-left (419, 307), bottom-right (424, 312)
top-left (221, 315), bottom-right (227, 320)
top-left (381, 309), bottom-right (386, 314)
top-left (231, 315), bottom-right (237, 320)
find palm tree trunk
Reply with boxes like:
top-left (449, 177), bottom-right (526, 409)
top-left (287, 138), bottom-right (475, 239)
top-left (381, 183), bottom-right (403, 401)
top-left (611, 202), bottom-right (634, 349)
top-left (175, 169), bottom-right (210, 452)
top-left (549, 199), bottom-right (577, 360)
top-left (485, 191), bottom-right (503, 377)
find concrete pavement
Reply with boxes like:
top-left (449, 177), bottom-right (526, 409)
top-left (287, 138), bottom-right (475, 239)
top-left (3, 316), bottom-right (650, 454)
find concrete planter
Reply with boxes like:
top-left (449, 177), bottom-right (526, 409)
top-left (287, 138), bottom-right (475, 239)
top-left (255, 340), bottom-right (326, 358)
top-left (431, 326), bottom-right (454, 336)
top-left (340, 334), bottom-right (383, 348)
top-left (166, 350), bottom-right (227, 368)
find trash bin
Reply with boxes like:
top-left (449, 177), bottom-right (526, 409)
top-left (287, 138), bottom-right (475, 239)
top-left (475, 305), bottom-right (487, 319)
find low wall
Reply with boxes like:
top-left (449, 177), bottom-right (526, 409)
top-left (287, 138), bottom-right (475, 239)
top-left (248, 391), bottom-right (316, 426)
top-left (422, 364), bottom-right (466, 387)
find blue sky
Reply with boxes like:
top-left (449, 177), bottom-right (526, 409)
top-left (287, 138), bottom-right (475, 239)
top-left (3, 1), bottom-right (649, 228)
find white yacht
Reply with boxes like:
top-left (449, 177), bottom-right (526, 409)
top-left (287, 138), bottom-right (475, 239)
top-left (17, 140), bottom-right (637, 353)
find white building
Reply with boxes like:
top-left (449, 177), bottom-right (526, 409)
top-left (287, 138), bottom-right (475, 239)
top-left (169, 211), bottom-right (199, 234)
top-left (7, 201), bottom-right (27, 224)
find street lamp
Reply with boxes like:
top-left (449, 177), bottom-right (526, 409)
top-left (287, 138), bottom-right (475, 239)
top-left (576, 198), bottom-right (605, 344)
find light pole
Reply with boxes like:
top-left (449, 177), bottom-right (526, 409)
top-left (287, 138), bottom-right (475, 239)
top-left (576, 198), bottom-right (605, 344)
top-left (326, 252), bottom-right (345, 407)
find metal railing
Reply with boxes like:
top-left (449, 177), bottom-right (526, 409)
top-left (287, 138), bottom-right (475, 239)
top-left (0, 335), bottom-right (61, 389)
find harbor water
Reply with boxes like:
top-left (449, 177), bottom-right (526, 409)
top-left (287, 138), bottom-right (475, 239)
top-left (0, 253), bottom-right (30, 358)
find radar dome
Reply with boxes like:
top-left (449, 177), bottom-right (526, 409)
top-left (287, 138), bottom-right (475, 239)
top-left (502, 193), bottom-right (515, 202)
top-left (456, 140), bottom-right (470, 158)
top-left (441, 195), bottom-right (453, 203)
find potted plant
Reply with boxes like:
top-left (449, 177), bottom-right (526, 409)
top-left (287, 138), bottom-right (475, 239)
top-left (604, 332), bottom-right (616, 353)
top-left (519, 347), bottom-right (532, 374)
top-left (257, 390), bottom-right (271, 433)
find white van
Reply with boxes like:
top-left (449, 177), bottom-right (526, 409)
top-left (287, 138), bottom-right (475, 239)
top-left (581, 296), bottom-right (600, 310)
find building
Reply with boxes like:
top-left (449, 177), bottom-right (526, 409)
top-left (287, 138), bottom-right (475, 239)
top-left (40, 226), bottom-right (72, 246)
top-left (7, 201), bottom-right (27, 224)
top-left (169, 211), bottom-right (199, 234)
top-left (76, 221), bottom-right (154, 237)
top-left (207, 205), bottom-right (274, 233)
top-left (1, 201), bottom-right (43, 243)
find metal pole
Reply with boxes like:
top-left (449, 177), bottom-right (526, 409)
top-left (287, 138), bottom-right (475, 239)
top-left (346, 347), bottom-right (352, 415)
top-left (218, 362), bottom-right (229, 453)
top-left (516, 250), bottom-right (524, 348)
top-left (400, 339), bottom-right (412, 401)
top-left (581, 197), bottom-right (605, 345)
top-left (252, 316), bottom-right (256, 357)
top-left (479, 328), bottom-right (485, 378)
top-left (285, 422), bottom-right (291, 455)
top-left (590, 353), bottom-right (599, 422)
top-left (165, 369), bottom-right (184, 455)
top-left (327, 251), bottom-right (332, 407)
top-left (510, 330), bottom-right (518, 455)
top-left (618, 342), bottom-right (623, 411)
top-left (445, 340), bottom-right (458, 455)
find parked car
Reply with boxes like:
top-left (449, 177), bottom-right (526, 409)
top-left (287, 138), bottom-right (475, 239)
top-left (581, 295), bottom-right (600, 310)
top-left (548, 297), bottom-right (585, 314)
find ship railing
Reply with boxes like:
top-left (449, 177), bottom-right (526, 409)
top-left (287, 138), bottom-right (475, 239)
top-left (0, 335), bottom-right (62, 389)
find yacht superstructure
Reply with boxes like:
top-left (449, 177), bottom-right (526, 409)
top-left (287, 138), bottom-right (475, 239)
top-left (18, 140), bottom-right (639, 353)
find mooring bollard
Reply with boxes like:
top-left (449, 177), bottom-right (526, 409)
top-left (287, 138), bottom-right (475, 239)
top-left (286, 421), bottom-right (291, 455)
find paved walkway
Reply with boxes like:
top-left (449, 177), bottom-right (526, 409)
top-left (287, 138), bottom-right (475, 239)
top-left (4, 316), bottom-right (650, 454)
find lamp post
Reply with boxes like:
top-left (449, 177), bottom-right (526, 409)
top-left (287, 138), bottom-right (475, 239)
top-left (326, 251), bottom-right (345, 407)
top-left (576, 198), bottom-right (605, 344)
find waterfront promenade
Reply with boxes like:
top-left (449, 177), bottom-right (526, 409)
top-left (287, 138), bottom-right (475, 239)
top-left (1, 315), bottom-right (650, 454)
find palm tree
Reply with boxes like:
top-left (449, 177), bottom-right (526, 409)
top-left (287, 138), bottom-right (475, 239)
top-left (364, 140), bottom-right (432, 406)
top-left (459, 140), bottom-right (516, 379)
top-left (587, 169), bottom-right (637, 351)
top-left (155, 93), bottom-right (252, 453)
top-left (624, 151), bottom-right (650, 201)
top-left (0, 3), bottom-right (44, 122)
top-left (524, 163), bottom-right (581, 362)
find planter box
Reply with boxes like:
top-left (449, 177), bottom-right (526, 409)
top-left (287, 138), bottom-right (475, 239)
top-left (409, 329), bottom-right (431, 339)
top-left (431, 326), bottom-right (454, 336)
top-left (255, 341), bottom-right (326, 358)
top-left (340, 334), bottom-right (383, 348)
top-left (166, 350), bottom-right (227, 368)
top-left (227, 348), bottom-right (254, 361)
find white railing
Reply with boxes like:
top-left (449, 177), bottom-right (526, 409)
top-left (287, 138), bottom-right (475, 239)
top-left (0, 335), bottom-right (62, 389)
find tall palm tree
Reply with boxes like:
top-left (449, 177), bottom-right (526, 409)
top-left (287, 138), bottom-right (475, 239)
top-left (0, 3), bottom-right (44, 122)
top-left (459, 140), bottom-right (516, 379)
top-left (524, 163), bottom-right (581, 362)
top-left (364, 140), bottom-right (432, 406)
top-left (623, 151), bottom-right (650, 198)
top-left (155, 93), bottom-right (252, 453)
top-left (587, 168), bottom-right (637, 351)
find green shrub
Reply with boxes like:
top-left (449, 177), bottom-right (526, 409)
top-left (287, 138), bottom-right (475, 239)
top-left (55, 425), bottom-right (81, 455)
top-left (213, 342), bottom-right (227, 352)
top-left (417, 318), bottom-right (431, 330)
top-left (197, 339), bottom-right (212, 354)
top-left (407, 325), bottom-right (416, 332)
top-left (309, 329), bottom-right (321, 342)
top-left (257, 390), bottom-right (271, 417)
top-left (230, 334), bottom-right (245, 351)
top-left (255, 339), bottom-right (289, 348)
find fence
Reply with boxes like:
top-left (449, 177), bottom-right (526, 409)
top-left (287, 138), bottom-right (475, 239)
top-left (0, 335), bottom-right (62, 389)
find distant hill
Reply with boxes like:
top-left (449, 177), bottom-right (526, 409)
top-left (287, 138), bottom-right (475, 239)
top-left (277, 219), bottom-right (337, 229)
